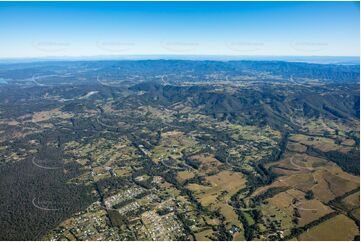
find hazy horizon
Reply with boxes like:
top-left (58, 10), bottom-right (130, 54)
top-left (0, 55), bottom-right (359, 66)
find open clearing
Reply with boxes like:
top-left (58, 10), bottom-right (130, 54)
top-left (298, 214), bottom-right (359, 241)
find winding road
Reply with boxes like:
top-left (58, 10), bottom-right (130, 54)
top-left (32, 157), bottom-right (62, 170)
top-left (32, 197), bottom-right (60, 211)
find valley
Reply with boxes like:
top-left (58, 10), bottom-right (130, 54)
top-left (0, 60), bottom-right (359, 241)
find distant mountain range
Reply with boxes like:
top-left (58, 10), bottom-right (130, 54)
top-left (0, 55), bottom-right (359, 65)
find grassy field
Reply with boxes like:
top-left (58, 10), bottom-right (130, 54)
top-left (150, 131), bottom-right (200, 164)
top-left (31, 108), bottom-right (73, 123)
top-left (187, 171), bottom-right (246, 207)
top-left (265, 153), bottom-right (359, 203)
top-left (341, 191), bottom-right (360, 210)
top-left (189, 154), bottom-right (223, 175)
top-left (253, 187), bottom-right (331, 237)
top-left (250, 146), bottom-right (360, 240)
top-left (288, 134), bottom-right (353, 153)
top-left (176, 170), bottom-right (196, 183)
top-left (298, 214), bottom-right (359, 241)
top-left (296, 200), bottom-right (334, 227)
top-left (194, 228), bottom-right (214, 241)
top-left (187, 170), bottom-right (246, 239)
top-left (287, 141), bottom-right (307, 153)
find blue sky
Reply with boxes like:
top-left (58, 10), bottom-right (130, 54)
top-left (0, 1), bottom-right (359, 58)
